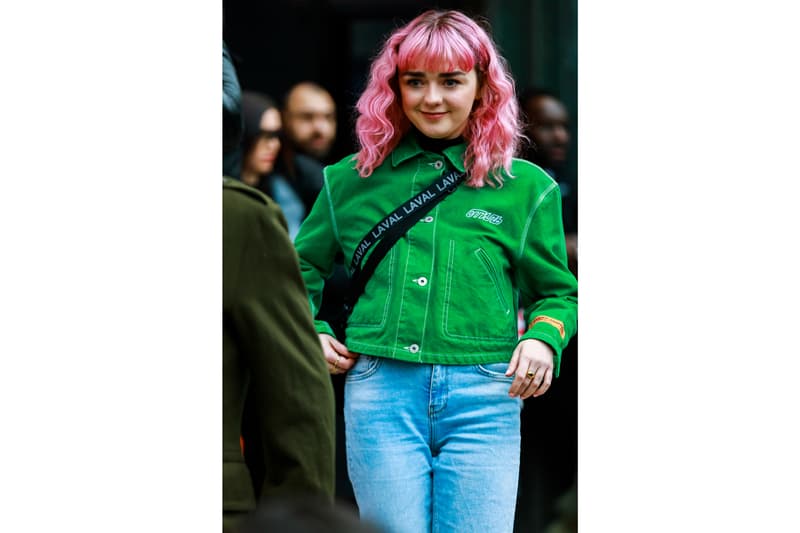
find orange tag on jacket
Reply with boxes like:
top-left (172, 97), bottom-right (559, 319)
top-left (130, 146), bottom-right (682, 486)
top-left (528, 316), bottom-right (566, 339)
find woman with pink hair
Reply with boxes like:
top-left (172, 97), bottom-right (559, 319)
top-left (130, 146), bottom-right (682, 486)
top-left (294, 9), bottom-right (577, 532)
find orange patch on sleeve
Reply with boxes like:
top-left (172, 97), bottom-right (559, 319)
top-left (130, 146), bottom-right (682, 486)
top-left (528, 316), bottom-right (566, 339)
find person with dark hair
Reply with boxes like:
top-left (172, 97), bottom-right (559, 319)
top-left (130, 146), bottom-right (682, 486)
top-left (282, 81), bottom-right (338, 164)
top-left (222, 51), bottom-right (335, 533)
top-left (240, 91), bottom-right (322, 238)
top-left (241, 89), bottom-right (352, 505)
top-left (293, 10), bottom-right (577, 533)
top-left (518, 88), bottom-right (570, 174)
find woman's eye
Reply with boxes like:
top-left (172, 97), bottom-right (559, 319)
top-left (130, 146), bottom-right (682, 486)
top-left (443, 79), bottom-right (460, 87)
top-left (406, 79), bottom-right (423, 87)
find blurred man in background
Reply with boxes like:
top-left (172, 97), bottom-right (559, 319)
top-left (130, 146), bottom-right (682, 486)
top-left (282, 82), bottom-right (337, 164)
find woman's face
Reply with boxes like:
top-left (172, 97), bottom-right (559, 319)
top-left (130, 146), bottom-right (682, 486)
top-left (245, 108), bottom-right (282, 176)
top-left (398, 66), bottom-right (480, 140)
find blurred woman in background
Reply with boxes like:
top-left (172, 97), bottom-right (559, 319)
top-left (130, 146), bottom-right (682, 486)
top-left (239, 91), bottom-right (306, 239)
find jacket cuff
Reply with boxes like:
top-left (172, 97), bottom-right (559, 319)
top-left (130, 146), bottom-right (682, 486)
top-left (314, 319), bottom-right (336, 338)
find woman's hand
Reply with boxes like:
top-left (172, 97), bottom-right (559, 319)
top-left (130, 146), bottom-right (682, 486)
top-left (505, 338), bottom-right (554, 399)
top-left (319, 333), bottom-right (359, 375)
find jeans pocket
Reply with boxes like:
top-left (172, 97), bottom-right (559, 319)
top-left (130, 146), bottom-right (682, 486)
top-left (475, 362), bottom-right (513, 381)
top-left (346, 355), bottom-right (382, 382)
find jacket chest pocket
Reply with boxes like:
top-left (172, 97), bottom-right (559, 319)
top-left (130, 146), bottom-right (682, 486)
top-left (442, 240), bottom-right (516, 341)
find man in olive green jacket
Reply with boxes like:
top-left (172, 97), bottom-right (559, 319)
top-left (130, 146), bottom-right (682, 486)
top-left (223, 178), bottom-right (335, 531)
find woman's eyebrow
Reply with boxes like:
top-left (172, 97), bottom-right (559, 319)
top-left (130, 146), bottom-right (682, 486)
top-left (439, 71), bottom-right (467, 78)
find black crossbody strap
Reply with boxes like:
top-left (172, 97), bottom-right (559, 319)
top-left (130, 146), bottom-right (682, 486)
top-left (349, 169), bottom-right (465, 274)
top-left (343, 169), bottom-right (466, 312)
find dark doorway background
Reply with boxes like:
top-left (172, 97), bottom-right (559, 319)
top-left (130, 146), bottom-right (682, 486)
top-left (223, 1), bottom-right (577, 531)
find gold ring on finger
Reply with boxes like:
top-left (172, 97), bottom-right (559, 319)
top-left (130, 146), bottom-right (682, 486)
top-left (526, 370), bottom-right (535, 379)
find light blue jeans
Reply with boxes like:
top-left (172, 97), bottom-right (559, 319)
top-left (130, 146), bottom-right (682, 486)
top-left (345, 355), bottom-right (523, 533)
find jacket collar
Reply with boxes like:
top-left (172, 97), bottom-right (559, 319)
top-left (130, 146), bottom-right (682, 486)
top-left (391, 133), bottom-right (467, 173)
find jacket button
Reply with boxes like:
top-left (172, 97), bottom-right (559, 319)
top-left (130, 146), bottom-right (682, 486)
top-left (423, 216), bottom-right (434, 223)
top-left (413, 276), bottom-right (428, 286)
top-left (409, 344), bottom-right (420, 353)
top-left (433, 160), bottom-right (444, 169)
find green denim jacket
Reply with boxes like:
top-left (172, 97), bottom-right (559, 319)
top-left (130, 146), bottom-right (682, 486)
top-left (294, 135), bottom-right (577, 375)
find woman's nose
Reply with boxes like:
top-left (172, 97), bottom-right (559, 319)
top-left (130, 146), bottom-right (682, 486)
top-left (423, 85), bottom-right (443, 104)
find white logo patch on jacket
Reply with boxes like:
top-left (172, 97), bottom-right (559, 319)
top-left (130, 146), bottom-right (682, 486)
top-left (465, 208), bottom-right (503, 225)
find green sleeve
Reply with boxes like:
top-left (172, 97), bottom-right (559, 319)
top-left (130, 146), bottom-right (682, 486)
top-left (229, 196), bottom-right (336, 499)
top-left (516, 182), bottom-right (578, 377)
top-left (294, 174), bottom-right (342, 338)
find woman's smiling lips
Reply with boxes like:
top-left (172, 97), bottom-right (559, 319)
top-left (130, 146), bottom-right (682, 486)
top-left (420, 111), bottom-right (447, 120)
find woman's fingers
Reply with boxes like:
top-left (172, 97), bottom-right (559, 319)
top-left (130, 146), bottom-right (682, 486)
top-left (507, 339), bottom-right (555, 398)
top-left (319, 333), bottom-right (358, 374)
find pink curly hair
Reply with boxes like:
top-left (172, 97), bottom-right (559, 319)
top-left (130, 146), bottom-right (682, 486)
top-left (354, 10), bottom-right (523, 187)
